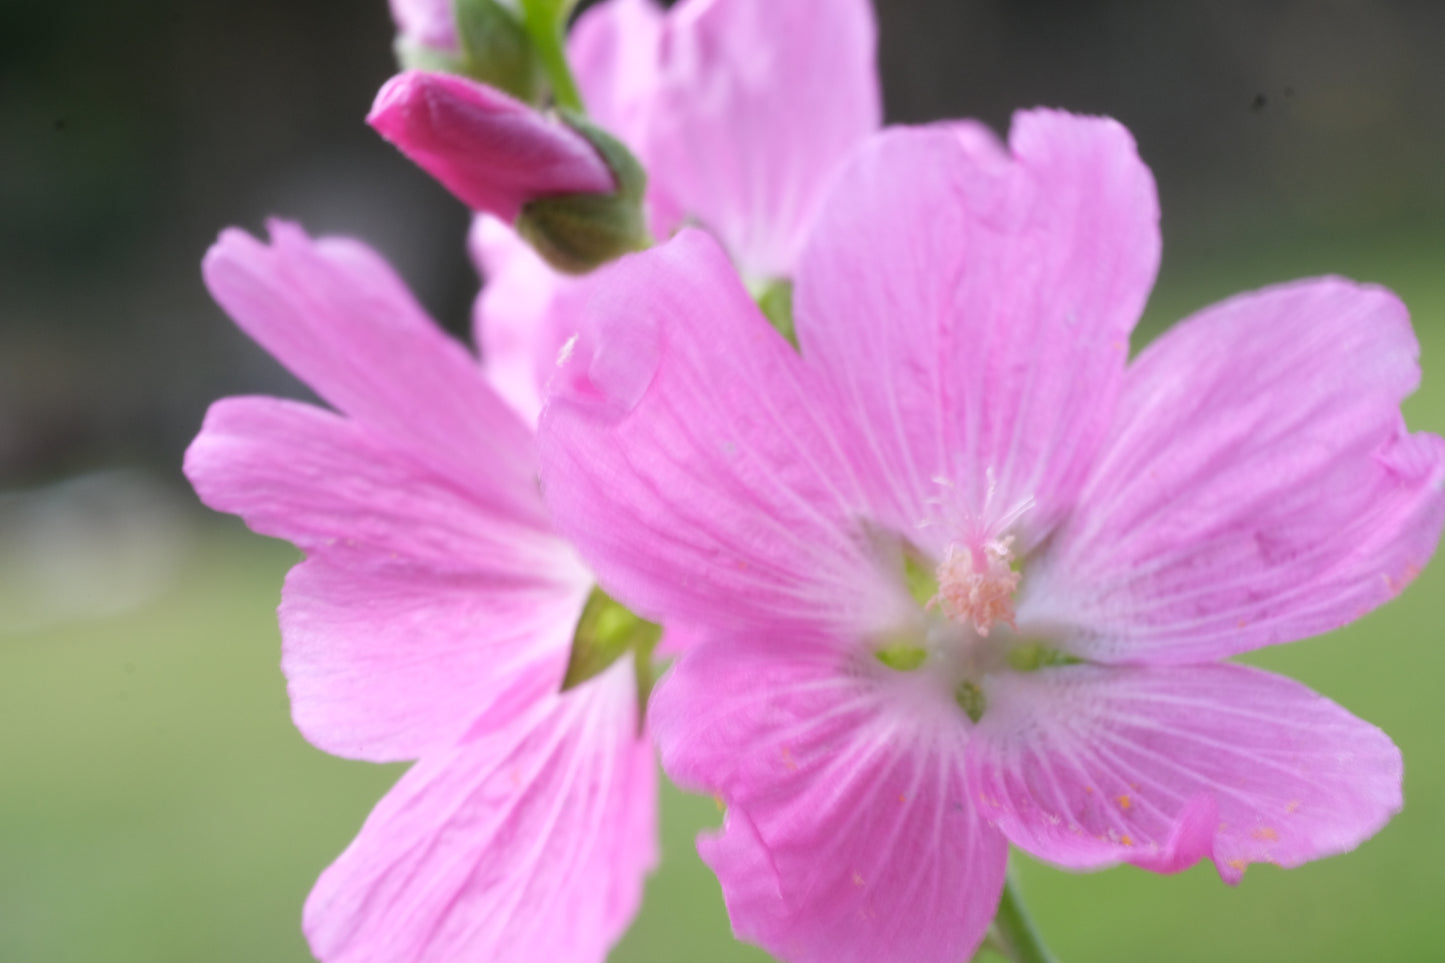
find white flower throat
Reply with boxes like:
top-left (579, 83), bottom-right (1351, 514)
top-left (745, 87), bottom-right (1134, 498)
top-left (872, 485), bottom-right (1052, 722)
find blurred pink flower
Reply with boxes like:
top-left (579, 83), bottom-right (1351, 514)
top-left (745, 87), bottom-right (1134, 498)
top-left (537, 111), bottom-right (1445, 963)
top-left (474, 0), bottom-right (881, 423)
top-left (389, 0), bottom-right (462, 56)
top-left (184, 222), bottom-right (657, 962)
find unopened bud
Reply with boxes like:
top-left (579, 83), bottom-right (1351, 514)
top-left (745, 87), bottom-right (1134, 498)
top-left (370, 70), bottom-right (616, 222)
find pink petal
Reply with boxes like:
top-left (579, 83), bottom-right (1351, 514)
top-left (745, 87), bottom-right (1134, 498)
top-left (304, 660), bottom-right (657, 963)
top-left (569, 0), bottom-right (665, 146)
top-left (651, 637), bottom-right (1007, 963)
top-left (185, 398), bottom-right (554, 571)
top-left (202, 220), bottom-right (543, 527)
top-left (635, 0), bottom-right (880, 277)
top-left (538, 230), bottom-right (903, 636)
top-left (469, 215), bottom-right (591, 426)
top-left (368, 70), bottom-right (616, 223)
top-left (967, 663), bottom-right (1402, 883)
top-left (185, 397), bottom-right (590, 761)
top-left (795, 111), bottom-right (1160, 554)
top-left (1023, 278), bottom-right (1445, 663)
top-left (389, 0), bottom-right (458, 52)
top-left (281, 558), bottom-right (583, 763)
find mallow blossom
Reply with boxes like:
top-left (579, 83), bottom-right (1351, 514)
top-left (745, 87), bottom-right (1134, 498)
top-left (183, 222), bottom-right (657, 962)
top-left (537, 110), bottom-right (1445, 963)
top-left (378, 0), bottom-right (881, 422)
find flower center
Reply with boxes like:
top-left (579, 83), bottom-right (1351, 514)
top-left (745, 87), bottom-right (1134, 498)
top-left (930, 537), bottom-right (1020, 636)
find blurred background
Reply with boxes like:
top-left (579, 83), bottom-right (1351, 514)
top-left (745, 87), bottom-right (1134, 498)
top-left (2, 0), bottom-right (1444, 959)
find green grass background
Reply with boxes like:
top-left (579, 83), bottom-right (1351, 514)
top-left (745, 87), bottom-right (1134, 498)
top-left (3, 231), bottom-right (1444, 962)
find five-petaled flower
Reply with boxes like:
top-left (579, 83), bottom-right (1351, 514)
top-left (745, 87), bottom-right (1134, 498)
top-left (537, 110), bottom-right (1445, 963)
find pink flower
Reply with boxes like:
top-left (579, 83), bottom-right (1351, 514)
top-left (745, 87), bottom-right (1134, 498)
top-left (474, 0), bottom-right (881, 423)
top-left (568, 0), bottom-right (881, 279)
top-left (536, 111), bottom-right (1445, 963)
top-left (390, 0), bottom-right (462, 57)
top-left (183, 221), bottom-right (657, 962)
top-left (369, 70), bottom-right (617, 224)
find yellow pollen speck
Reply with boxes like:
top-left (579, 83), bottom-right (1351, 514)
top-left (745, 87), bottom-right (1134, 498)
top-left (898, 794), bottom-right (908, 804)
top-left (1227, 859), bottom-right (1247, 872)
top-left (1116, 794), bottom-right (1132, 810)
top-left (1120, 835), bottom-right (1134, 847)
top-left (1286, 800), bottom-right (1301, 814)
top-left (714, 795), bottom-right (726, 812)
top-left (1084, 786), bottom-right (1095, 794)
top-left (852, 872), bottom-right (865, 887)
top-left (1252, 826), bottom-right (1279, 842)
top-left (781, 746), bottom-right (798, 771)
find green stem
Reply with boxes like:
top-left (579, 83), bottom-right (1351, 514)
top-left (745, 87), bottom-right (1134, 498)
top-left (989, 872), bottom-right (1058, 963)
top-left (519, 0), bottom-right (584, 113)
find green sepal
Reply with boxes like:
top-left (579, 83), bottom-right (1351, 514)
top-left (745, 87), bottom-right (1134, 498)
top-left (1006, 643), bottom-right (1084, 673)
top-left (874, 641), bottom-right (928, 672)
top-left (563, 587), bottom-right (662, 727)
top-left (516, 112), bottom-right (650, 274)
top-left (754, 280), bottom-right (797, 349)
top-left (454, 0), bottom-right (546, 103)
top-left (901, 545), bottom-right (939, 609)
top-left (631, 622), bottom-right (661, 728)
top-left (956, 679), bottom-right (988, 723)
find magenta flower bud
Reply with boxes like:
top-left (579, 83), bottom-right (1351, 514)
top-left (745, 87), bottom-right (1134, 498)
top-left (371, 70), bottom-right (648, 272)
top-left (369, 70), bottom-right (614, 224)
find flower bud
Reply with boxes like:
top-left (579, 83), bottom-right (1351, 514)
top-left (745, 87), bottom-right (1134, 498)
top-left (370, 72), bottom-right (649, 274)
top-left (369, 70), bottom-right (614, 222)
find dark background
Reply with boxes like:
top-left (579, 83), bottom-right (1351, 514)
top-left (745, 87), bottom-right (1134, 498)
top-left (3, 0), bottom-right (1443, 482)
